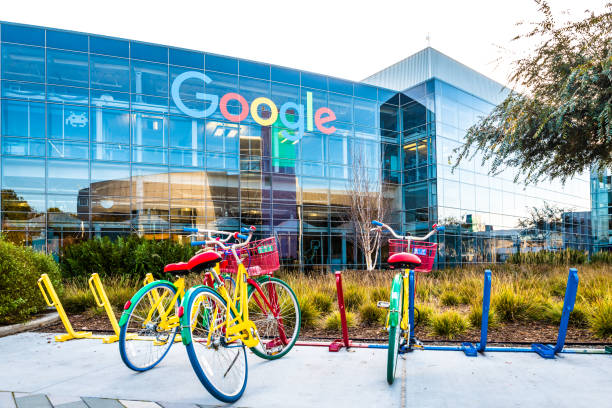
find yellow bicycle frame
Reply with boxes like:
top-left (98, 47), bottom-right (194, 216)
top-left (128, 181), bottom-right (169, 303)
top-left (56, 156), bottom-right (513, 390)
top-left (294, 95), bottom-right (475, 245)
top-left (204, 262), bottom-right (259, 348)
top-left (142, 274), bottom-right (185, 344)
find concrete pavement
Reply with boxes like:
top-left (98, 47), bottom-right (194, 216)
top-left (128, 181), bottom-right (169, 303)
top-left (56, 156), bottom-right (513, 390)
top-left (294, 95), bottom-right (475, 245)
top-left (0, 332), bottom-right (610, 407)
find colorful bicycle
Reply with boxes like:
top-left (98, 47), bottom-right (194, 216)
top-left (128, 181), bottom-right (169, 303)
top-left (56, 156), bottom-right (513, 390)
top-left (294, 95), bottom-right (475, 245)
top-left (178, 227), bottom-right (300, 402)
top-left (117, 228), bottom-right (300, 383)
top-left (371, 220), bottom-right (444, 384)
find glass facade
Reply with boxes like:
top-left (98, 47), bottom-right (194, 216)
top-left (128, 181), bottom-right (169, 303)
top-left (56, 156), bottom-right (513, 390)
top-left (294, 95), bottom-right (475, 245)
top-left (591, 169), bottom-right (611, 251)
top-left (0, 22), bottom-right (596, 268)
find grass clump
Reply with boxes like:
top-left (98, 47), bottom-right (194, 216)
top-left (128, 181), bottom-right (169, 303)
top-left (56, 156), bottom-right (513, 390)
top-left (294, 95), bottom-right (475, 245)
top-left (343, 285), bottom-right (366, 311)
top-left (325, 311), bottom-right (356, 330)
top-left (588, 297), bottom-right (612, 339)
top-left (370, 286), bottom-right (390, 302)
top-left (310, 292), bottom-right (334, 314)
top-left (440, 290), bottom-right (460, 306)
top-left (298, 297), bottom-right (321, 329)
top-left (416, 304), bottom-right (436, 327)
top-left (430, 311), bottom-right (468, 340)
top-left (492, 287), bottom-right (533, 322)
top-left (359, 302), bottom-right (386, 326)
top-left (468, 305), bottom-right (498, 329)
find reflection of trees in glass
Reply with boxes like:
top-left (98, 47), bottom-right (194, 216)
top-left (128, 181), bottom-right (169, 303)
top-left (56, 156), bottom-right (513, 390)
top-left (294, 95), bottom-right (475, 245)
top-left (517, 202), bottom-right (573, 250)
top-left (1, 189), bottom-right (37, 245)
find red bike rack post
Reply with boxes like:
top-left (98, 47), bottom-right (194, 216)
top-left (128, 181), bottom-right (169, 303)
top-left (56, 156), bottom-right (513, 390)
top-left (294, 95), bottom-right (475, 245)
top-left (329, 271), bottom-right (352, 352)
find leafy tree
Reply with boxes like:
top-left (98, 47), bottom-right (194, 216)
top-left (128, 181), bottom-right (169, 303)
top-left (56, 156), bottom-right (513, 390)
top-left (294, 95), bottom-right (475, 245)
top-left (453, 1), bottom-right (612, 183)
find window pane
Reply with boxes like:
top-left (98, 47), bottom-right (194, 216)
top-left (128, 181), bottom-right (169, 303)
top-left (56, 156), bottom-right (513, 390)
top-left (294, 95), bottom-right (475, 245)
top-left (90, 89), bottom-right (130, 109)
top-left (354, 98), bottom-right (377, 127)
top-left (47, 49), bottom-right (89, 87)
top-left (90, 54), bottom-right (129, 92)
top-left (169, 116), bottom-right (204, 149)
top-left (91, 143), bottom-right (130, 162)
top-left (205, 54), bottom-right (237, 74)
top-left (132, 113), bottom-right (167, 147)
top-left (1, 80), bottom-right (45, 100)
top-left (132, 146), bottom-right (167, 164)
top-left (130, 42), bottom-right (167, 63)
top-left (271, 66), bottom-right (299, 85)
top-left (47, 84), bottom-right (89, 105)
top-left (239, 60), bottom-right (270, 80)
top-left (48, 140), bottom-right (89, 159)
top-left (1, 100), bottom-right (45, 137)
top-left (47, 160), bottom-right (90, 194)
top-left (47, 30), bottom-right (88, 52)
top-left (328, 93), bottom-right (352, 123)
top-left (91, 108), bottom-right (129, 144)
top-left (1, 43), bottom-right (45, 82)
top-left (47, 104), bottom-right (89, 141)
top-left (2, 157), bottom-right (45, 193)
top-left (205, 121), bottom-right (238, 153)
top-left (2, 137), bottom-right (45, 156)
top-left (169, 48), bottom-right (204, 69)
top-left (131, 60), bottom-right (168, 97)
top-left (1, 24), bottom-right (44, 46)
top-left (90, 36), bottom-right (129, 58)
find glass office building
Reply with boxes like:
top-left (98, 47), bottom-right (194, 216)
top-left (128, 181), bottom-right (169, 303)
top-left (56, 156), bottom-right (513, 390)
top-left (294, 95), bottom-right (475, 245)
top-left (0, 22), bottom-right (593, 268)
top-left (592, 169), bottom-right (611, 251)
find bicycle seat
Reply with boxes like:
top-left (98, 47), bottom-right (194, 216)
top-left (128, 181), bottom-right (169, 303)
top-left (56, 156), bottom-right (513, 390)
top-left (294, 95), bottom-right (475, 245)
top-left (187, 251), bottom-right (223, 273)
top-left (388, 252), bottom-right (422, 270)
top-left (164, 262), bottom-right (190, 275)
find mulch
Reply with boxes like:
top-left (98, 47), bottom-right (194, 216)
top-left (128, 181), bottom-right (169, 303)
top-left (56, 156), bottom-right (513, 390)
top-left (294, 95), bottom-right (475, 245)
top-left (34, 311), bottom-right (605, 346)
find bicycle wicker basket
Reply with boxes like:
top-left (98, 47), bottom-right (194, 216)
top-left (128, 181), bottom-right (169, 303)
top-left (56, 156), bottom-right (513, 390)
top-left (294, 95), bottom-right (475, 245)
top-left (218, 237), bottom-right (280, 276)
top-left (388, 239), bottom-right (438, 273)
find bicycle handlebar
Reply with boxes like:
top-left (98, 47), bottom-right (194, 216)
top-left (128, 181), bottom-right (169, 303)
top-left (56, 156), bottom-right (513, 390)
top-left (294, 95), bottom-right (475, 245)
top-left (187, 226), bottom-right (255, 264)
top-left (371, 220), bottom-right (444, 241)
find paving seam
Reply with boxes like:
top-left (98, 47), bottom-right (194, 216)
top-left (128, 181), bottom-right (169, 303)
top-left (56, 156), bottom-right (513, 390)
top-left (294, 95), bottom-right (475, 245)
top-left (400, 357), bottom-right (407, 408)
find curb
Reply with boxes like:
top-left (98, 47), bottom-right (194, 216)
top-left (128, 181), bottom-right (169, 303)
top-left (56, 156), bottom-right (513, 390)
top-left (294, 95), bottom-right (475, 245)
top-left (0, 313), bottom-right (60, 338)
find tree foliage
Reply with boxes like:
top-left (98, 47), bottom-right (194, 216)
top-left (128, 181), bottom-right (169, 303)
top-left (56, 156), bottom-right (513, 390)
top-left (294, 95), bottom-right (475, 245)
top-left (453, 1), bottom-right (612, 183)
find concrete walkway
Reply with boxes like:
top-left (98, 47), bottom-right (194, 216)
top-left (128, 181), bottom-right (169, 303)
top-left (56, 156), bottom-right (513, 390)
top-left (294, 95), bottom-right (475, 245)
top-left (0, 332), bottom-right (610, 407)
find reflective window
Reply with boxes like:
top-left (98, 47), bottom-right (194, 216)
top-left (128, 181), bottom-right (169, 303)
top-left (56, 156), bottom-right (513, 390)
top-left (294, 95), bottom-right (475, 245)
top-left (1, 24), bottom-right (44, 46)
top-left (328, 78), bottom-right (353, 95)
top-left (301, 72), bottom-right (327, 90)
top-left (90, 54), bottom-right (130, 92)
top-left (169, 116), bottom-right (204, 149)
top-left (1, 100), bottom-right (45, 137)
top-left (1, 80), bottom-right (45, 100)
top-left (47, 159), bottom-right (89, 194)
top-left (205, 54), bottom-right (237, 74)
top-left (169, 48), bottom-right (204, 69)
top-left (130, 42), bottom-right (167, 63)
top-left (91, 143), bottom-right (130, 162)
top-left (91, 161), bottom-right (129, 184)
top-left (91, 108), bottom-right (130, 144)
top-left (205, 121), bottom-right (238, 153)
top-left (48, 140), bottom-right (89, 159)
top-left (239, 60), bottom-right (270, 80)
top-left (47, 30), bottom-right (88, 52)
top-left (354, 98), bottom-right (377, 128)
top-left (90, 36), bottom-right (129, 58)
top-left (1, 43), bottom-right (45, 82)
top-left (131, 60), bottom-right (168, 97)
top-left (328, 93), bottom-right (352, 123)
top-left (2, 137), bottom-right (45, 156)
top-left (1, 157), bottom-right (45, 193)
top-left (132, 146), bottom-right (167, 164)
top-left (132, 113), bottom-right (167, 147)
top-left (47, 49), bottom-right (89, 88)
top-left (47, 104), bottom-right (89, 141)
top-left (47, 84), bottom-right (89, 105)
top-left (169, 149), bottom-right (203, 167)
top-left (90, 89), bottom-right (130, 109)
top-left (271, 66), bottom-right (300, 85)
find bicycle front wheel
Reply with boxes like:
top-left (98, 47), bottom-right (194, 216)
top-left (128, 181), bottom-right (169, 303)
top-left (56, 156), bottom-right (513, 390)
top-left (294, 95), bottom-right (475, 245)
top-left (248, 277), bottom-right (301, 360)
top-left (182, 286), bottom-right (247, 403)
top-left (119, 281), bottom-right (179, 371)
top-left (387, 277), bottom-right (403, 385)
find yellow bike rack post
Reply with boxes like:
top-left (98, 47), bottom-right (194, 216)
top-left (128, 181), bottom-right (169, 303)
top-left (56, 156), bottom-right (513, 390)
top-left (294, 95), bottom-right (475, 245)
top-left (88, 273), bottom-right (137, 344)
top-left (37, 274), bottom-right (93, 342)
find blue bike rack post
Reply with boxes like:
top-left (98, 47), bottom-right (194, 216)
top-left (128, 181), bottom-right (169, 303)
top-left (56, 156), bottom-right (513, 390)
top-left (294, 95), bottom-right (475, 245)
top-left (461, 269), bottom-right (492, 357)
top-left (532, 268), bottom-right (579, 359)
top-left (409, 269), bottom-right (415, 341)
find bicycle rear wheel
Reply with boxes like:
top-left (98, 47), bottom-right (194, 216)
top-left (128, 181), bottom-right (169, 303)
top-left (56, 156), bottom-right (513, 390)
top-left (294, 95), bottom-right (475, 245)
top-left (248, 277), bottom-right (301, 360)
top-left (181, 286), bottom-right (247, 403)
top-left (119, 281), bottom-right (179, 371)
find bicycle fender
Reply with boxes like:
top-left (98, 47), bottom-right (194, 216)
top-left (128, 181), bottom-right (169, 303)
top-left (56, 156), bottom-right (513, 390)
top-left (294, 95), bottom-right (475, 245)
top-left (118, 279), bottom-right (176, 327)
top-left (388, 273), bottom-right (403, 327)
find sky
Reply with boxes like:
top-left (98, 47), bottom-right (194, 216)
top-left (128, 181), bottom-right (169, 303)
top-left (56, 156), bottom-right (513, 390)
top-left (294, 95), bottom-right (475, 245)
top-left (0, 0), bottom-right (607, 87)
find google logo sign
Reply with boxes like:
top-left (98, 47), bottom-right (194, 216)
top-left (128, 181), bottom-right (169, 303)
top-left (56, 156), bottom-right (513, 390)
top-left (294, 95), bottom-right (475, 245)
top-left (171, 71), bottom-right (337, 142)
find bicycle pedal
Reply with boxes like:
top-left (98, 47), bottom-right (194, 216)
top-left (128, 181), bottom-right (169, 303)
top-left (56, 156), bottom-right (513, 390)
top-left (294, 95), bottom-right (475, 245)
top-left (376, 301), bottom-right (390, 309)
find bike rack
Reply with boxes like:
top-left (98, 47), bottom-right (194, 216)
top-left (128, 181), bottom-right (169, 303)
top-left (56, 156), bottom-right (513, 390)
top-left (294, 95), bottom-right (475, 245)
top-left (37, 274), bottom-right (94, 342)
top-left (329, 271), bottom-right (352, 352)
top-left (531, 268), bottom-right (579, 359)
top-left (461, 269), bottom-right (492, 357)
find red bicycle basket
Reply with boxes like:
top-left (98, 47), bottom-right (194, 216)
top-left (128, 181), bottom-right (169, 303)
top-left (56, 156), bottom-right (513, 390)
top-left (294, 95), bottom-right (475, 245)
top-left (388, 239), bottom-right (438, 273)
top-left (218, 237), bottom-right (280, 276)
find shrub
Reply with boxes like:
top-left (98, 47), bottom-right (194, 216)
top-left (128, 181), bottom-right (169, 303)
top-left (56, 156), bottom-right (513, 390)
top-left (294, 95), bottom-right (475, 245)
top-left (310, 292), bottom-right (334, 314)
top-left (430, 311), bottom-right (468, 340)
top-left (298, 297), bottom-right (320, 329)
top-left (416, 304), bottom-right (436, 327)
top-left (371, 286), bottom-right (390, 302)
top-left (506, 249), bottom-right (588, 265)
top-left (590, 251), bottom-right (612, 264)
top-left (468, 306), bottom-right (498, 329)
top-left (589, 297), bottom-right (612, 339)
top-left (59, 235), bottom-right (196, 280)
top-left (0, 239), bottom-right (62, 324)
top-left (343, 285), bottom-right (366, 311)
top-left (359, 302), bottom-right (386, 326)
top-left (492, 288), bottom-right (533, 322)
top-left (440, 290), bottom-right (460, 306)
top-left (325, 310), bottom-right (356, 331)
